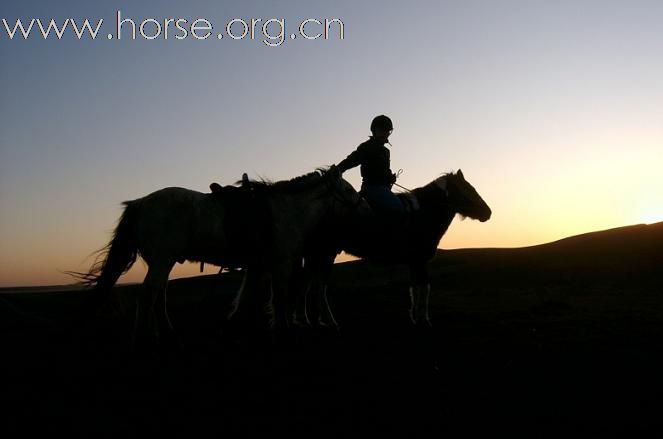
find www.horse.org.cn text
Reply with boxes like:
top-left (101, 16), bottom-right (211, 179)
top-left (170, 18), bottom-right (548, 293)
top-left (1, 11), bottom-right (345, 47)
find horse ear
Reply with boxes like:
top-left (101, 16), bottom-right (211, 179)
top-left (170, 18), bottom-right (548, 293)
top-left (457, 169), bottom-right (464, 179)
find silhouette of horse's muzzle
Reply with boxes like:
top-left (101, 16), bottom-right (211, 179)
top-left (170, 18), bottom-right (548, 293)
top-left (479, 207), bottom-right (492, 222)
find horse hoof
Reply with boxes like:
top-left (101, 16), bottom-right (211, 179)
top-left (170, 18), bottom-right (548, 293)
top-left (317, 319), bottom-right (340, 332)
top-left (409, 318), bottom-right (432, 330)
top-left (291, 318), bottom-right (311, 329)
top-left (417, 320), bottom-right (433, 330)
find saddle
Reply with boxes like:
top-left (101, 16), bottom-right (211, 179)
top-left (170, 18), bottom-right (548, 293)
top-left (351, 192), bottom-right (420, 237)
top-left (207, 173), bottom-right (271, 270)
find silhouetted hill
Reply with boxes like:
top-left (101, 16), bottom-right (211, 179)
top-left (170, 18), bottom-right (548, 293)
top-left (430, 221), bottom-right (663, 288)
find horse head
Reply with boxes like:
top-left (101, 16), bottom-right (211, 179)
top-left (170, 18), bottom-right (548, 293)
top-left (433, 170), bottom-right (492, 222)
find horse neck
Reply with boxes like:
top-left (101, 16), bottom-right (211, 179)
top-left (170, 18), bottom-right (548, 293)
top-left (412, 183), bottom-right (457, 239)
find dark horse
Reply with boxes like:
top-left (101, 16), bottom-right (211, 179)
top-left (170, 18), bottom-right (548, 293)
top-left (296, 170), bottom-right (491, 328)
top-left (69, 169), bottom-right (359, 344)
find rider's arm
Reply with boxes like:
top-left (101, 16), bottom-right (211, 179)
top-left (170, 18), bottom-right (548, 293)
top-left (336, 144), bottom-right (366, 173)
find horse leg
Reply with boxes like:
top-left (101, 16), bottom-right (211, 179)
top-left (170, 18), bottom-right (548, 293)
top-left (154, 262), bottom-right (179, 347)
top-left (317, 284), bottom-right (339, 329)
top-left (419, 284), bottom-right (432, 327)
top-left (409, 285), bottom-right (432, 327)
top-left (292, 282), bottom-right (311, 327)
top-left (271, 261), bottom-right (294, 330)
top-left (133, 260), bottom-right (173, 349)
top-left (226, 268), bottom-right (248, 321)
top-left (227, 267), bottom-right (273, 329)
top-left (312, 257), bottom-right (338, 329)
top-left (408, 286), bottom-right (417, 325)
top-left (409, 263), bottom-right (432, 327)
top-left (292, 261), bottom-right (311, 327)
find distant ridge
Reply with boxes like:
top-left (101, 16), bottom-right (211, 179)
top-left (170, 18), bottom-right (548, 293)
top-left (436, 221), bottom-right (663, 259)
top-left (523, 221), bottom-right (663, 251)
top-left (429, 221), bottom-right (663, 288)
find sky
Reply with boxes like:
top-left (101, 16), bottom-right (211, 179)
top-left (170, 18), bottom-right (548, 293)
top-left (1, 0), bottom-right (662, 287)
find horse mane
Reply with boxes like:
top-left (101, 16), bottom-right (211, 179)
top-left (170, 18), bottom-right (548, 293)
top-left (411, 172), bottom-right (455, 206)
top-left (239, 168), bottom-right (331, 194)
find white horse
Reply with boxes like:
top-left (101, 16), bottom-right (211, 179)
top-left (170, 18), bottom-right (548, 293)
top-left (298, 170), bottom-right (492, 328)
top-left (70, 169), bottom-right (359, 344)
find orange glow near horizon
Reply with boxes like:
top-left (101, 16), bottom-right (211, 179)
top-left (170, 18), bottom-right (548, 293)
top-left (1, 143), bottom-right (661, 289)
top-left (2, 208), bottom-right (661, 289)
top-left (1, 141), bottom-right (662, 288)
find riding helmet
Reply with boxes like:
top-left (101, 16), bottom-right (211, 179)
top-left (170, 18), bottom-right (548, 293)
top-left (370, 115), bottom-right (393, 133)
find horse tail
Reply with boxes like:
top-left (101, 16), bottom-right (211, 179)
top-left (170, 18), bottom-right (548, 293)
top-left (67, 201), bottom-right (140, 297)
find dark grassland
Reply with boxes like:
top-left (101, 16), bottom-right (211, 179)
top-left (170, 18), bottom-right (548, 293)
top-left (1, 223), bottom-right (662, 437)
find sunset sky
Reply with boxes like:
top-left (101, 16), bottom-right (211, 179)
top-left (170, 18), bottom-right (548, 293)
top-left (1, 0), bottom-right (662, 287)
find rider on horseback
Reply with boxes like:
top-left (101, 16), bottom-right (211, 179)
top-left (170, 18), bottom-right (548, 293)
top-left (333, 115), bottom-right (405, 213)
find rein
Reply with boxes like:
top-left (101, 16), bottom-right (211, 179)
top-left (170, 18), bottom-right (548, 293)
top-left (393, 169), bottom-right (412, 192)
top-left (393, 182), bottom-right (412, 192)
